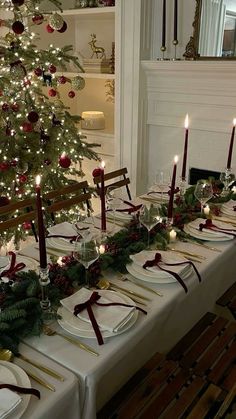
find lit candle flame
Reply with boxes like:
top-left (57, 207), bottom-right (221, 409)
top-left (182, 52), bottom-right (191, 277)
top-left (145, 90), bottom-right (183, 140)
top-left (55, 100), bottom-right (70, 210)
top-left (35, 175), bottom-right (41, 186)
top-left (174, 155), bottom-right (178, 164)
top-left (184, 114), bottom-right (189, 129)
top-left (99, 244), bottom-right (105, 254)
top-left (233, 118), bottom-right (236, 126)
top-left (101, 160), bottom-right (105, 169)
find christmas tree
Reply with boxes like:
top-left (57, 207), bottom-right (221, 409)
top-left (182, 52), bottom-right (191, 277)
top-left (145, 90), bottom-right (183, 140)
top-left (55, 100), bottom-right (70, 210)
top-left (0, 0), bottom-right (99, 244)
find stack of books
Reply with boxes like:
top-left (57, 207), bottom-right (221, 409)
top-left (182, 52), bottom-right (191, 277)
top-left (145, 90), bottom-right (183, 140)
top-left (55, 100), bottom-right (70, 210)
top-left (83, 58), bottom-right (111, 73)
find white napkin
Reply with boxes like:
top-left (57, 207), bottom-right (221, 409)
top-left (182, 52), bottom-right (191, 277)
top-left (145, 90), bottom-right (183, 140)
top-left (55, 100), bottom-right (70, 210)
top-left (130, 250), bottom-right (190, 277)
top-left (0, 389), bottom-right (22, 419)
top-left (222, 200), bottom-right (236, 217)
top-left (47, 222), bottom-right (77, 237)
top-left (187, 218), bottom-right (232, 238)
top-left (60, 288), bottom-right (135, 333)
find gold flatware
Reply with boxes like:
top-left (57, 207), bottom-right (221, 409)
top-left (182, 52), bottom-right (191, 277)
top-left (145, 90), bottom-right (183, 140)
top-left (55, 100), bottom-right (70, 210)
top-left (121, 276), bottom-right (163, 297)
top-left (0, 348), bottom-right (64, 382)
top-left (43, 325), bottom-right (99, 357)
top-left (97, 279), bottom-right (147, 306)
top-left (182, 239), bottom-right (222, 253)
top-left (0, 349), bottom-right (55, 392)
top-left (168, 248), bottom-right (206, 261)
top-left (109, 281), bottom-right (152, 301)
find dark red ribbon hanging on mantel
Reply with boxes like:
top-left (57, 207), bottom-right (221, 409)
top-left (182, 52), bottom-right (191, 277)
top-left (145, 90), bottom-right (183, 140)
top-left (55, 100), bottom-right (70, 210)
top-left (199, 219), bottom-right (236, 238)
top-left (142, 252), bottom-right (201, 293)
top-left (0, 251), bottom-right (25, 279)
top-left (74, 291), bottom-right (147, 345)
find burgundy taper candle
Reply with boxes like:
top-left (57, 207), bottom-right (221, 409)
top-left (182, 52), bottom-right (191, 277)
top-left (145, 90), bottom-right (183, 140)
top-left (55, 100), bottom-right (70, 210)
top-left (100, 161), bottom-right (106, 231)
top-left (181, 114), bottom-right (189, 180)
top-left (162, 0), bottom-right (166, 48)
top-left (173, 0), bottom-right (178, 42)
top-left (35, 175), bottom-right (47, 269)
top-left (227, 119), bottom-right (236, 169)
top-left (168, 156), bottom-right (178, 219)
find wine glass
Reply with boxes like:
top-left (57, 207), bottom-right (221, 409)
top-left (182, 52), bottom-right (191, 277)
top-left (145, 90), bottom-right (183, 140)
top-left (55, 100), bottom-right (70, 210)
top-left (106, 186), bottom-right (123, 230)
top-left (220, 169), bottom-right (235, 196)
top-left (194, 180), bottom-right (213, 213)
top-left (74, 233), bottom-right (100, 288)
top-left (153, 170), bottom-right (170, 203)
top-left (139, 204), bottom-right (162, 248)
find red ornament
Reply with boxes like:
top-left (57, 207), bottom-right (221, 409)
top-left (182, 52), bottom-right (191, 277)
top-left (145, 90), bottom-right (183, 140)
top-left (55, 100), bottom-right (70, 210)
top-left (12, 0), bottom-right (24, 5)
top-left (0, 162), bottom-right (9, 171)
top-left (10, 159), bottom-right (18, 167)
top-left (68, 90), bottom-right (75, 98)
top-left (11, 103), bottom-right (19, 112)
top-left (18, 174), bottom-right (27, 183)
top-left (34, 67), bottom-right (43, 77)
top-left (22, 221), bottom-right (32, 230)
top-left (0, 196), bottom-right (10, 206)
top-left (22, 121), bottom-right (33, 132)
top-left (27, 111), bottom-right (39, 123)
top-left (59, 153), bottom-right (71, 168)
top-left (2, 103), bottom-right (9, 111)
top-left (23, 79), bottom-right (31, 87)
top-left (58, 76), bottom-right (67, 84)
top-left (15, 187), bottom-right (24, 195)
top-left (57, 21), bottom-right (67, 33)
top-left (32, 14), bottom-right (44, 25)
top-left (44, 159), bottom-right (51, 166)
top-left (48, 88), bottom-right (57, 97)
top-left (0, 90), bottom-right (3, 96)
top-left (46, 24), bottom-right (54, 33)
top-left (92, 167), bottom-right (102, 177)
top-left (12, 21), bottom-right (24, 34)
top-left (49, 64), bottom-right (56, 73)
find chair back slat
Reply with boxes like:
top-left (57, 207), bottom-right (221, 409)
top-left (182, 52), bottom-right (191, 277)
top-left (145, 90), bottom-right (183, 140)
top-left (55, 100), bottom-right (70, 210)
top-left (93, 167), bottom-right (132, 200)
top-left (44, 181), bottom-right (89, 200)
top-left (46, 192), bottom-right (91, 213)
top-left (0, 210), bottom-right (36, 232)
top-left (0, 199), bottom-right (35, 215)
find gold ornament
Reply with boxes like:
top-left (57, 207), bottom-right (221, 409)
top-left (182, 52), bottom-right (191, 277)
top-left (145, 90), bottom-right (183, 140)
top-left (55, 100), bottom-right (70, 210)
top-left (48, 13), bottom-right (64, 31)
top-left (71, 76), bottom-right (85, 91)
top-left (5, 32), bottom-right (15, 43)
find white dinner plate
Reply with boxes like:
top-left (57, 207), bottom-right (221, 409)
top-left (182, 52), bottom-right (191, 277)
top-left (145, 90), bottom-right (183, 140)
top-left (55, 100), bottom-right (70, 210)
top-left (46, 237), bottom-right (74, 252)
top-left (0, 256), bottom-right (9, 269)
top-left (58, 290), bottom-right (138, 339)
top-left (126, 262), bottom-right (192, 284)
top-left (0, 361), bottom-right (31, 419)
top-left (184, 224), bottom-right (233, 242)
top-left (0, 256), bottom-right (38, 276)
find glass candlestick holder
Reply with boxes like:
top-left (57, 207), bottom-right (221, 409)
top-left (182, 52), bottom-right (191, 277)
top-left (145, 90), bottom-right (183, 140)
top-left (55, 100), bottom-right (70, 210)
top-left (179, 177), bottom-right (187, 197)
top-left (39, 266), bottom-right (51, 311)
top-left (220, 168), bottom-right (235, 196)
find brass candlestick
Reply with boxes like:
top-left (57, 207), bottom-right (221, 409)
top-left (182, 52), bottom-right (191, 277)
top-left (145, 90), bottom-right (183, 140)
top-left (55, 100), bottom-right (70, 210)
top-left (172, 39), bottom-right (179, 60)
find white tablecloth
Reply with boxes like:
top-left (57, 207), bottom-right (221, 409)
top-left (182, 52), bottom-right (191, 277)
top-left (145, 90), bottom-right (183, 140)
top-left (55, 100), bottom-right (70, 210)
top-left (22, 237), bottom-right (236, 419)
top-left (16, 343), bottom-right (80, 419)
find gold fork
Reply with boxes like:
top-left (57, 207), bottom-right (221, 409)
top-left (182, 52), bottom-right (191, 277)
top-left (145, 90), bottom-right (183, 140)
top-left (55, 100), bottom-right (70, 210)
top-left (43, 325), bottom-right (99, 357)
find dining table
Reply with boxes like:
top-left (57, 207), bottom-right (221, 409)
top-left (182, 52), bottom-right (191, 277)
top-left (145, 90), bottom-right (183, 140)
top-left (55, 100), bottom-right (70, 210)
top-left (17, 207), bottom-right (236, 419)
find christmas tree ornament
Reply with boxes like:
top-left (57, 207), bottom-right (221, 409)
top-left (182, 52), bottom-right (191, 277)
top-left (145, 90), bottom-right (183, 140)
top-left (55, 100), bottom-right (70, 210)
top-left (32, 14), bottom-right (44, 25)
top-left (18, 174), bottom-right (28, 183)
top-left (92, 167), bottom-right (102, 177)
top-left (57, 21), bottom-right (67, 33)
top-left (68, 90), bottom-right (75, 98)
top-left (12, 21), bottom-right (25, 34)
top-left (59, 153), bottom-right (71, 168)
top-left (43, 73), bottom-right (52, 85)
top-left (27, 111), bottom-right (39, 123)
top-left (10, 159), bottom-right (18, 167)
top-left (22, 121), bottom-right (33, 132)
top-left (5, 32), bottom-right (15, 43)
top-left (48, 88), bottom-right (57, 97)
top-left (34, 67), bottom-right (43, 77)
top-left (12, 0), bottom-right (24, 6)
top-left (49, 64), bottom-right (56, 73)
top-left (46, 24), bottom-right (54, 33)
top-left (0, 196), bottom-right (10, 206)
top-left (0, 162), bottom-right (10, 171)
top-left (71, 75), bottom-right (85, 90)
top-left (15, 161), bottom-right (28, 174)
top-left (58, 75), bottom-right (67, 84)
top-left (22, 221), bottom-right (31, 230)
top-left (10, 60), bottom-right (26, 79)
top-left (23, 79), bottom-right (31, 87)
top-left (2, 103), bottom-right (9, 112)
top-left (48, 13), bottom-right (64, 31)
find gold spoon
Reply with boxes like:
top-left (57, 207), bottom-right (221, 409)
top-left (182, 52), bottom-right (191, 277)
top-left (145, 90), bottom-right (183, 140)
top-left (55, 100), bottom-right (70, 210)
top-left (97, 279), bottom-right (147, 306)
top-left (0, 349), bottom-right (56, 391)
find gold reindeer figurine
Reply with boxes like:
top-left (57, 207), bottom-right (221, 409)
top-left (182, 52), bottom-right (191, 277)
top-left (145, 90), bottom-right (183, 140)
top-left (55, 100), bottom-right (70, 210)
top-left (88, 34), bottom-right (106, 59)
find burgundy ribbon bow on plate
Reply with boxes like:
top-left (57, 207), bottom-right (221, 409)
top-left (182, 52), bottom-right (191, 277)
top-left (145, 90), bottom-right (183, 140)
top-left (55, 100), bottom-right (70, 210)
top-left (0, 251), bottom-right (25, 279)
top-left (74, 291), bottom-right (147, 345)
top-left (116, 201), bottom-right (142, 214)
top-left (199, 219), bottom-right (236, 238)
top-left (47, 234), bottom-right (80, 243)
top-left (142, 252), bottom-right (201, 293)
top-left (0, 383), bottom-right (40, 399)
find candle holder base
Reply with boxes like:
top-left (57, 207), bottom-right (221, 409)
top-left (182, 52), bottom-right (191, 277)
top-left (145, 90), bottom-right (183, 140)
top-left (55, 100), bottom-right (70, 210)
top-left (39, 267), bottom-right (51, 311)
top-left (179, 177), bottom-right (187, 196)
top-left (220, 168), bottom-right (235, 196)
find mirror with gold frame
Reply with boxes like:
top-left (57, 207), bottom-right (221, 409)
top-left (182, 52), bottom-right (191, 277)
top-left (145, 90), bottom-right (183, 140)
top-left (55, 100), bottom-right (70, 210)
top-left (184, 0), bottom-right (236, 60)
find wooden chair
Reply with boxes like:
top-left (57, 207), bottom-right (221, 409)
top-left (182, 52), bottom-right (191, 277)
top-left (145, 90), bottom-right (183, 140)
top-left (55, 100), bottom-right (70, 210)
top-left (93, 167), bottom-right (132, 200)
top-left (0, 198), bottom-right (37, 239)
top-left (98, 312), bottom-right (236, 418)
top-left (216, 282), bottom-right (236, 320)
top-left (43, 180), bottom-right (92, 222)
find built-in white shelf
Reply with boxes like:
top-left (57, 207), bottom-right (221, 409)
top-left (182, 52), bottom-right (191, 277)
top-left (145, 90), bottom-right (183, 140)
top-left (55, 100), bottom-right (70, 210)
top-left (61, 7), bottom-right (115, 19)
top-left (56, 71), bottom-right (115, 79)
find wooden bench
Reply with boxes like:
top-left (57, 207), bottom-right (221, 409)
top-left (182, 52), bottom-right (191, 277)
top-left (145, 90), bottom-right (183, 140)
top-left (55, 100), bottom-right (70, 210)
top-left (216, 282), bottom-right (236, 320)
top-left (98, 312), bottom-right (236, 418)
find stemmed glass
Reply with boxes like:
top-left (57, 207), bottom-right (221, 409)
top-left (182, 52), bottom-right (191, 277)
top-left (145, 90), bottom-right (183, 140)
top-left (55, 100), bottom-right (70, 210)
top-left (194, 180), bottom-right (213, 213)
top-left (139, 204), bottom-right (162, 248)
top-left (74, 233), bottom-right (100, 288)
top-left (220, 169), bottom-right (235, 196)
top-left (154, 170), bottom-right (170, 203)
top-left (106, 186), bottom-right (123, 230)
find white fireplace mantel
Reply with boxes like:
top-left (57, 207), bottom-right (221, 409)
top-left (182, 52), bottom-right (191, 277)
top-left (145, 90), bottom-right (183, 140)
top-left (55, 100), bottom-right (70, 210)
top-left (139, 60), bottom-right (236, 188)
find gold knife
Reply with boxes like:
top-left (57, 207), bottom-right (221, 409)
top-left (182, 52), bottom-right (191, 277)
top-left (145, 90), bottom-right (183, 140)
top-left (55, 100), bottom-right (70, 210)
top-left (168, 248), bottom-right (206, 260)
top-left (18, 353), bottom-right (65, 381)
top-left (22, 367), bottom-right (56, 391)
top-left (109, 281), bottom-right (151, 301)
top-left (122, 278), bottom-right (163, 297)
top-left (55, 331), bottom-right (99, 357)
top-left (183, 239), bottom-right (222, 252)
